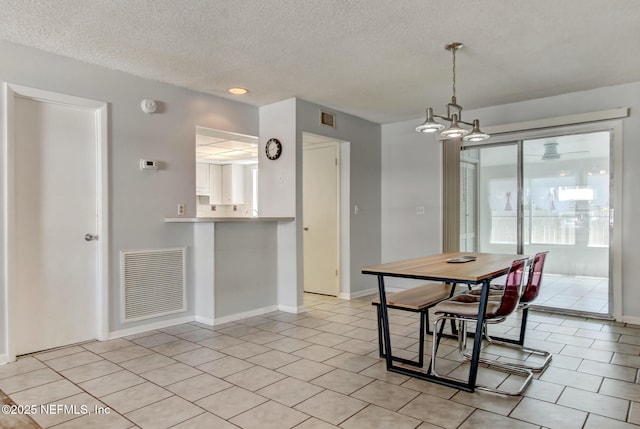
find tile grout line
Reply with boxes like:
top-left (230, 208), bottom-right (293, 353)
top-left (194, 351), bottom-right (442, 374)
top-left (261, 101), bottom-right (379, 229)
top-left (4, 294), bottom-right (640, 427)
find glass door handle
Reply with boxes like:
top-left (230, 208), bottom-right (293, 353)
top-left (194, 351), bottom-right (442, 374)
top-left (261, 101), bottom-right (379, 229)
top-left (610, 209), bottom-right (614, 228)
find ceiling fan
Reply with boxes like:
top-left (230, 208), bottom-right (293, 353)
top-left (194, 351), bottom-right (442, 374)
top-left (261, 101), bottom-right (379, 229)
top-left (525, 142), bottom-right (589, 161)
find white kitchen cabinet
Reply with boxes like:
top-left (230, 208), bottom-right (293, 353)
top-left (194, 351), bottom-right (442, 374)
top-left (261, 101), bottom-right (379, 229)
top-left (222, 164), bottom-right (245, 204)
top-left (196, 162), bottom-right (210, 196)
top-left (208, 164), bottom-right (222, 205)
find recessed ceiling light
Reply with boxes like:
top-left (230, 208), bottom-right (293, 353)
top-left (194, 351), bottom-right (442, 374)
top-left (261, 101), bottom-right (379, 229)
top-left (228, 87), bottom-right (248, 95)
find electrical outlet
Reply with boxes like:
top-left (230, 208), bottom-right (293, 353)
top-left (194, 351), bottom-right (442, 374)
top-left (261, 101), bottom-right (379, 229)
top-left (177, 203), bottom-right (186, 216)
top-left (416, 206), bottom-right (425, 215)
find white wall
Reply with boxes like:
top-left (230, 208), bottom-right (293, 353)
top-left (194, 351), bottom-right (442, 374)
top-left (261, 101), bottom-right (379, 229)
top-left (258, 99), bottom-right (300, 311)
top-left (0, 40), bottom-right (259, 346)
top-left (255, 98), bottom-right (383, 307)
top-left (381, 81), bottom-right (640, 320)
top-left (259, 99), bottom-right (297, 218)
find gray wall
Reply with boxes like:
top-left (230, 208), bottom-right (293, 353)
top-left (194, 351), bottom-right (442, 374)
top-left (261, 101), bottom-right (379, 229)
top-left (296, 99), bottom-right (382, 296)
top-left (381, 121), bottom-right (443, 259)
top-left (381, 81), bottom-right (640, 320)
top-left (214, 222), bottom-right (278, 318)
top-left (0, 40), bottom-right (384, 354)
top-left (0, 40), bottom-right (259, 340)
top-left (380, 120), bottom-right (443, 290)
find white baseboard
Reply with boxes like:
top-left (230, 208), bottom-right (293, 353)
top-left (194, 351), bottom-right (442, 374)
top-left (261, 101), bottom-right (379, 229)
top-left (213, 305), bottom-right (279, 325)
top-left (621, 315), bottom-right (640, 327)
top-left (194, 315), bottom-right (215, 326)
top-left (339, 287), bottom-right (402, 300)
top-left (107, 305), bottom-right (291, 337)
top-left (339, 288), bottom-right (376, 300)
top-left (278, 304), bottom-right (306, 314)
top-left (108, 315), bottom-right (195, 339)
top-left (0, 354), bottom-right (10, 365)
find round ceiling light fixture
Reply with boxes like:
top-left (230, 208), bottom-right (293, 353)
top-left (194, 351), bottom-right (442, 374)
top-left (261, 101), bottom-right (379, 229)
top-left (228, 87), bottom-right (248, 95)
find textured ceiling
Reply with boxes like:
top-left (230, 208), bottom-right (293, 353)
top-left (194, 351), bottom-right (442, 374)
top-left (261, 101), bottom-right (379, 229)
top-left (2, 0), bottom-right (640, 124)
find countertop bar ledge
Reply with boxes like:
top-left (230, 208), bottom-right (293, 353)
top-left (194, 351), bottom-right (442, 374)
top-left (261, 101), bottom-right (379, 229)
top-left (165, 217), bottom-right (295, 223)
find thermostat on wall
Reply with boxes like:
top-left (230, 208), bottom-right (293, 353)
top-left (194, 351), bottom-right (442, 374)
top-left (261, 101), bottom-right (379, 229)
top-left (139, 159), bottom-right (158, 171)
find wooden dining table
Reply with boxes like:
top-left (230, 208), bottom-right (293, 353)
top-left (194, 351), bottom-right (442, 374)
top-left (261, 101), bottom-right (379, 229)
top-left (362, 252), bottom-right (524, 392)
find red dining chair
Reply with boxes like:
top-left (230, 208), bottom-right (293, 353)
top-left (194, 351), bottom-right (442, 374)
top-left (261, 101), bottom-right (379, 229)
top-left (467, 251), bottom-right (551, 371)
top-left (430, 258), bottom-right (533, 395)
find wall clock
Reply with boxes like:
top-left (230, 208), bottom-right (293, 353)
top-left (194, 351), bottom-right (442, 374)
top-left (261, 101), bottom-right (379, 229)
top-left (265, 138), bottom-right (282, 160)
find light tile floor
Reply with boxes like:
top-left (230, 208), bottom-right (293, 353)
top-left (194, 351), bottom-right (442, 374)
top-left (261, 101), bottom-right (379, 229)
top-left (1, 293), bottom-right (640, 428)
top-left (535, 274), bottom-right (609, 314)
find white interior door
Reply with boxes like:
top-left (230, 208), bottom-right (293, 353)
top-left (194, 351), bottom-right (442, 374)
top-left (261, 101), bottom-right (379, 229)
top-left (303, 144), bottom-right (339, 296)
top-left (12, 94), bottom-right (99, 355)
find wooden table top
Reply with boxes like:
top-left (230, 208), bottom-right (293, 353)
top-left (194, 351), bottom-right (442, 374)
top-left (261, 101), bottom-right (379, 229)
top-left (362, 252), bottom-right (526, 283)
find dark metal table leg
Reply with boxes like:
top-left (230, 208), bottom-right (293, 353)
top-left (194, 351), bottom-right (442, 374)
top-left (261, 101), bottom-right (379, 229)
top-left (376, 305), bottom-right (384, 357)
top-left (376, 275), bottom-right (393, 369)
top-left (468, 279), bottom-right (490, 390)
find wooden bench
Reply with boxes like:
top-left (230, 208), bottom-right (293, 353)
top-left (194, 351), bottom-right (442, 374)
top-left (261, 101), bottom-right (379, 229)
top-left (372, 282), bottom-right (456, 368)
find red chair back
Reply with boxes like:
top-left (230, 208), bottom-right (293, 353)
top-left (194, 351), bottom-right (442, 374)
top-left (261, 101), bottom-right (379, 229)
top-left (494, 258), bottom-right (527, 317)
top-left (521, 252), bottom-right (548, 303)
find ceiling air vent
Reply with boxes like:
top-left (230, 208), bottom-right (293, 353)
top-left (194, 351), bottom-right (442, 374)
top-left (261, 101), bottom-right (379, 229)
top-left (320, 110), bottom-right (335, 128)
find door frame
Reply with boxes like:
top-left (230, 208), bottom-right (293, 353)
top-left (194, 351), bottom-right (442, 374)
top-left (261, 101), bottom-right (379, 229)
top-left (464, 120), bottom-right (622, 320)
top-left (3, 83), bottom-right (109, 361)
top-left (302, 141), bottom-right (341, 296)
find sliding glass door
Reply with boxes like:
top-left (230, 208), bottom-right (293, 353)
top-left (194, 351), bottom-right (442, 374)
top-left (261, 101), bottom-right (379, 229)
top-left (461, 131), bottom-right (611, 316)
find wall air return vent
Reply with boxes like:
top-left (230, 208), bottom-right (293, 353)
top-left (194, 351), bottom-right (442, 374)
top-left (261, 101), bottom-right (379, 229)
top-left (320, 110), bottom-right (336, 128)
top-left (120, 247), bottom-right (187, 323)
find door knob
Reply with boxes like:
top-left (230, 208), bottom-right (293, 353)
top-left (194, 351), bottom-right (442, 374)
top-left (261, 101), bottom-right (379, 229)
top-left (84, 233), bottom-right (98, 241)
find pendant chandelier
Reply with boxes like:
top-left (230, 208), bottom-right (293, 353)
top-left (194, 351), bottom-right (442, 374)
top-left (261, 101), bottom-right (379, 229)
top-left (416, 42), bottom-right (490, 142)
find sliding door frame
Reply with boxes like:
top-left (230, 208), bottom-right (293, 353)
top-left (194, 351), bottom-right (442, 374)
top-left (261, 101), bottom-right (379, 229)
top-left (455, 119), bottom-right (622, 320)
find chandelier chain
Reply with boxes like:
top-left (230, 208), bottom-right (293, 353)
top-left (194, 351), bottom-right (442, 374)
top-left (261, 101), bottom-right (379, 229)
top-left (452, 48), bottom-right (457, 103)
